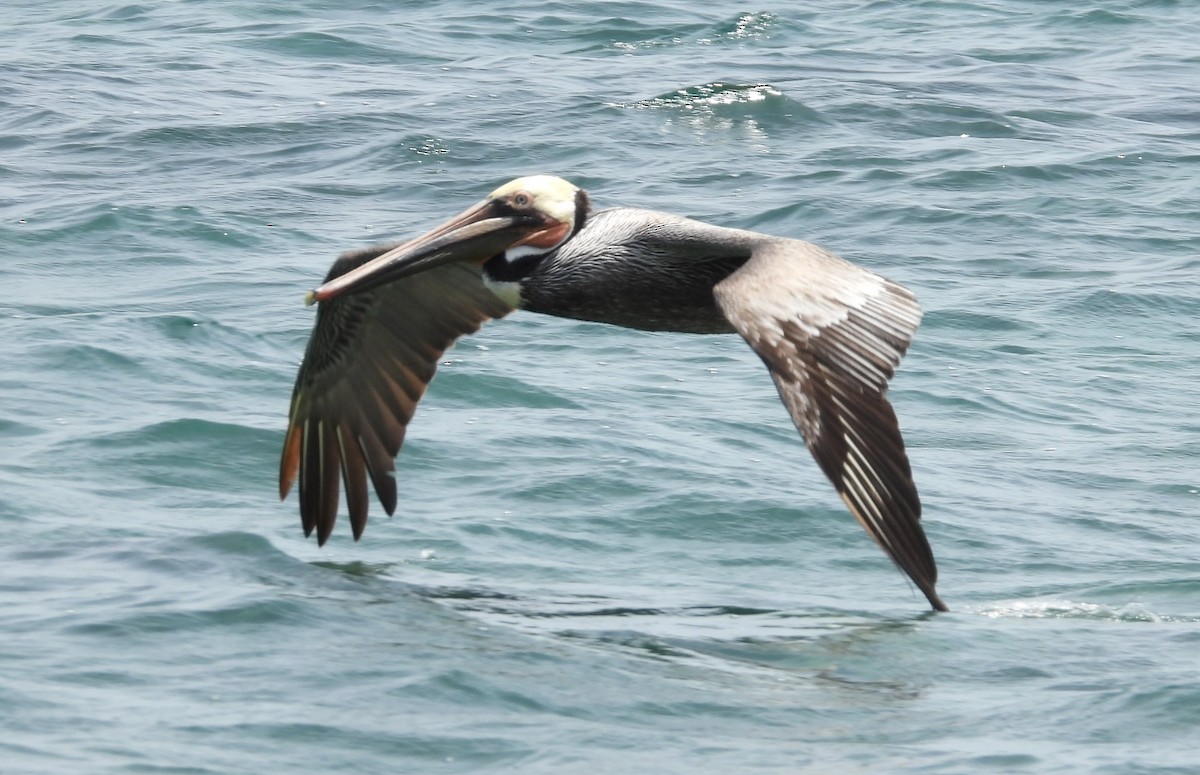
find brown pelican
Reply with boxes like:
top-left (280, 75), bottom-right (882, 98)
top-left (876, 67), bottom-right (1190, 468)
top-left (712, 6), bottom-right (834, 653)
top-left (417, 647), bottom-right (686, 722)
top-left (280, 175), bottom-right (948, 611)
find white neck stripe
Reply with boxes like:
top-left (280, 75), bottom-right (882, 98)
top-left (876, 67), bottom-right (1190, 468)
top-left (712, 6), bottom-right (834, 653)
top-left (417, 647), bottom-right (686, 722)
top-left (504, 244), bottom-right (550, 261)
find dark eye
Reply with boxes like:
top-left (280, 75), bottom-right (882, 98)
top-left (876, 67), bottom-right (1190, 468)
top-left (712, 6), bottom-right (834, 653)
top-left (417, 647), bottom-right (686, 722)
top-left (513, 192), bottom-right (531, 208)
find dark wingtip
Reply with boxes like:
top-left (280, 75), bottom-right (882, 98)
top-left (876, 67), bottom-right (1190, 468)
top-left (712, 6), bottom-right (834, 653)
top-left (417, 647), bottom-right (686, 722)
top-left (350, 511), bottom-right (367, 541)
top-left (379, 475), bottom-right (397, 517)
top-left (927, 589), bottom-right (950, 612)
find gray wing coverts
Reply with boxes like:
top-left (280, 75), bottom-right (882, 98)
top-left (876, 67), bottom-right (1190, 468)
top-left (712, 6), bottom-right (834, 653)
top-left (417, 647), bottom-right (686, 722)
top-left (713, 240), bottom-right (946, 611)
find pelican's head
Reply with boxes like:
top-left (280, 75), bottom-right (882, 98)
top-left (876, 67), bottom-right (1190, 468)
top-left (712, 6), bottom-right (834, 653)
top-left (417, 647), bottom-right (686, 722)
top-left (309, 175), bottom-right (589, 303)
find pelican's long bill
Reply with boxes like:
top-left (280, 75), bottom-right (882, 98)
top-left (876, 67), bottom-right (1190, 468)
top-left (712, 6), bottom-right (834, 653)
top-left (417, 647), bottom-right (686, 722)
top-left (307, 198), bottom-right (553, 304)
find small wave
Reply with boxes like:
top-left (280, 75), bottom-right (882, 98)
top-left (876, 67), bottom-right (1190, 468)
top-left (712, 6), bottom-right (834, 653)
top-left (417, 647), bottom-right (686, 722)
top-left (704, 12), bottom-right (780, 43)
top-left (0, 417), bottom-right (42, 438)
top-left (922, 309), bottom-right (1029, 333)
top-left (591, 11), bottom-right (780, 53)
top-left (974, 599), bottom-right (1199, 623)
top-left (79, 417), bottom-right (278, 493)
top-left (615, 82), bottom-right (785, 111)
top-left (608, 83), bottom-right (824, 142)
top-left (1056, 288), bottom-right (1200, 320)
top-left (69, 597), bottom-right (314, 637)
top-left (432, 370), bottom-right (582, 410)
top-left (235, 29), bottom-right (411, 64)
top-left (89, 417), bottom-right (268, 448)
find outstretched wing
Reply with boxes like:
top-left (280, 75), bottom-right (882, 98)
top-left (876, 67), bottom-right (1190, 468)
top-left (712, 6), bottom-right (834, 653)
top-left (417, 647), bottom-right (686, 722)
top-left (713, 239), bottom-right (946, 611)
top-left (280, 245), bottom-right (513, 545)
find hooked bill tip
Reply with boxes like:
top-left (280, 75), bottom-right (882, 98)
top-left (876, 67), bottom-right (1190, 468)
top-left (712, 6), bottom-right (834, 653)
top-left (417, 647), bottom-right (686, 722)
top-left (303, 290), bottom-right (317, 307)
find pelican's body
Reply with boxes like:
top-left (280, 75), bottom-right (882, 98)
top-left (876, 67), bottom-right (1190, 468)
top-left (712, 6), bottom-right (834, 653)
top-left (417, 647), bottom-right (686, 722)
top-left (281, 176), bottom-right (947, 611)
top-left (497, 208), bottom-right (753, 334)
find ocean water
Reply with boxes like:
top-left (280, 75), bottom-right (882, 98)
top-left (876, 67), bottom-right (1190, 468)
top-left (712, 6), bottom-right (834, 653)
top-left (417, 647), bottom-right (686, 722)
top-left (3, 0), bottom-right (1200, 772)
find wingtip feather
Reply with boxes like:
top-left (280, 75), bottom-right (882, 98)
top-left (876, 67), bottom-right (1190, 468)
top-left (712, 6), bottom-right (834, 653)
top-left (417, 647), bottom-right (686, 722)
top-left (279, 423), bottom-right (301, 500)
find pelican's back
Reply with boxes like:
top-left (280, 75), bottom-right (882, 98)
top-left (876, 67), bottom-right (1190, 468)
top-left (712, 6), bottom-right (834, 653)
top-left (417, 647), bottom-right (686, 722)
top-left (519, 208), bottom-right (757, 333)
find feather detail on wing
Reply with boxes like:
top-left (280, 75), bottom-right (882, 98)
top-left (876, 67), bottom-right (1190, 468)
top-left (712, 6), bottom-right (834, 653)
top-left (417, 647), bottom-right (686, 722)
top-left (280, 245), bottom-right (512, 545)
top-left (714, 239), bottom-right (946, 611)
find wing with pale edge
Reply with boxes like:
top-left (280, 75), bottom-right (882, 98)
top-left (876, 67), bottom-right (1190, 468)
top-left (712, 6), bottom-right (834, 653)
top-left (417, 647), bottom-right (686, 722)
top-left (713, 239), bottom-right (946, 611)
top-left (280, 245), bottom-right (512, 545)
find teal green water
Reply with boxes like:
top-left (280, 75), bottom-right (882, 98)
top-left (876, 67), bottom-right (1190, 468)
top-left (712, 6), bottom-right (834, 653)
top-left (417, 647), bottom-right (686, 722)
top-left (4, 1), bottom-right (1200, 772)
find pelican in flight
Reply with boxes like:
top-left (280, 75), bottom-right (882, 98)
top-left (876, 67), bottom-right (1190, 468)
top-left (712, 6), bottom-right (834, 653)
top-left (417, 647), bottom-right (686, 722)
top-left (280, 175), bottom-right (947, 611)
